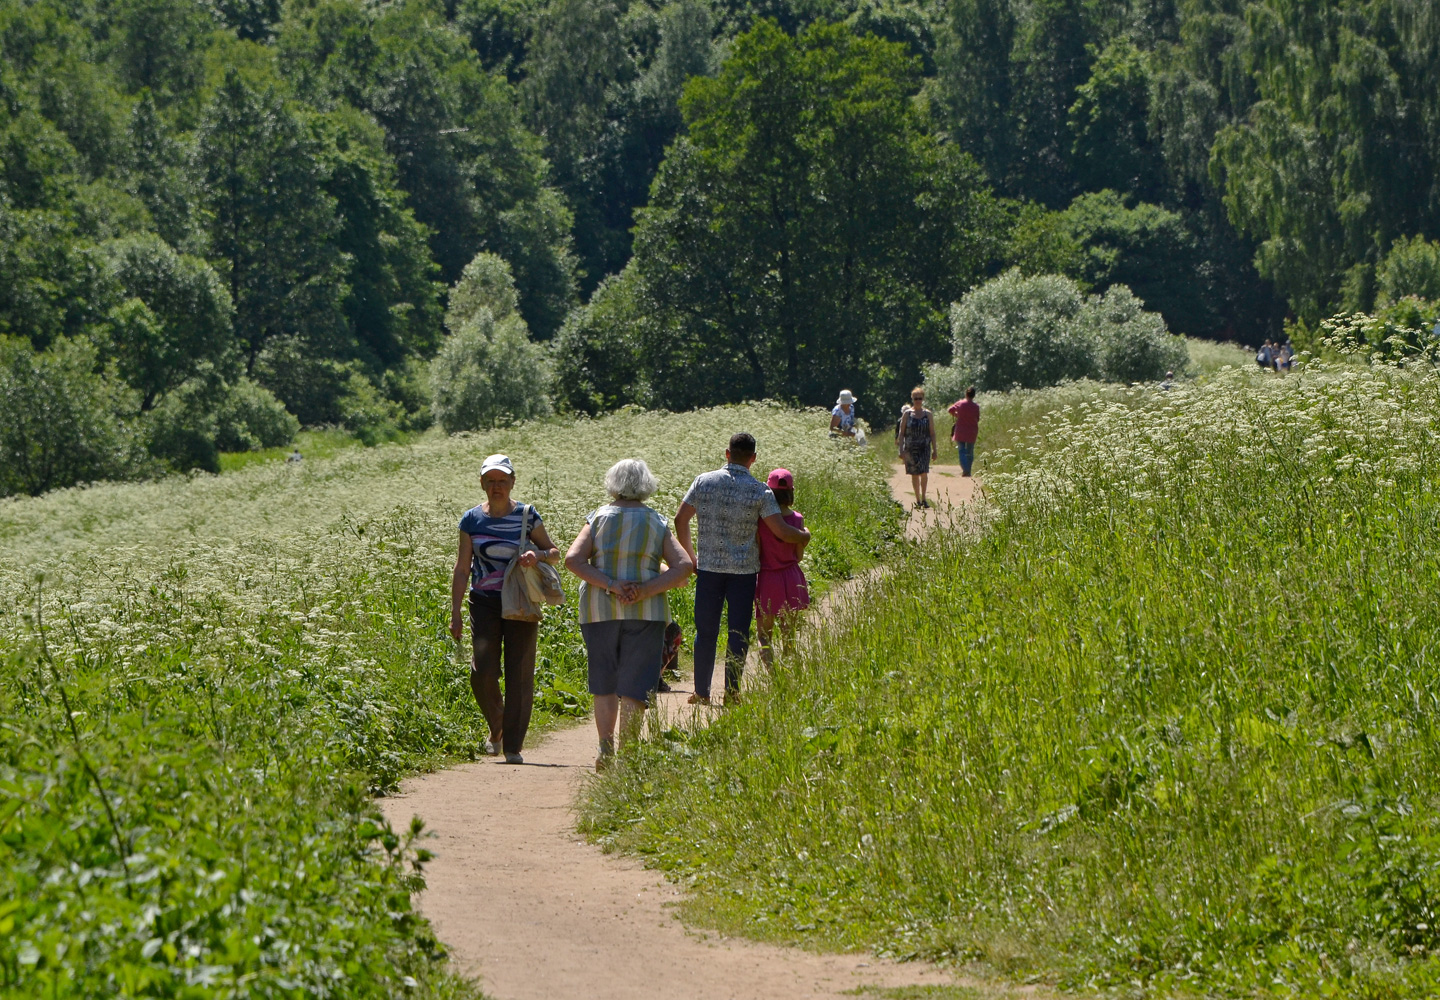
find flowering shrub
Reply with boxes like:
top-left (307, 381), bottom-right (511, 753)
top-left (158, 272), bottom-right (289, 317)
top-left (0, 403), bottom-right (895, 998)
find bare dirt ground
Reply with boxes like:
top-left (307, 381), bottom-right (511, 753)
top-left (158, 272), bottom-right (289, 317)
top-left (379, 465), bottom-right (990, 1000)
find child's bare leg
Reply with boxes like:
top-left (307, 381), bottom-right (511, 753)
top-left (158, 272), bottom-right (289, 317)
top-left (775, 609), bottom-right (802, 661)
top-left (756, 612), bottom-right (776, 672)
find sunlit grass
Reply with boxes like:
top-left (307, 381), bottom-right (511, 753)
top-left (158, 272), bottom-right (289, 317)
top-left (584, 364), bottom-right (1440, 997)
top-left (1184, 336), bottom-right (1254, 374)
top-left (0, 403), bottom-right (896, 998)
top-left (216, 426), bottom-right (392, 472)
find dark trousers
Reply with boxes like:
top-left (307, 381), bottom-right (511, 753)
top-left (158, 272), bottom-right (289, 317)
top-left (468, 590), bottom-right (539, 754)
top-left (692, 570), bottom-right (757, 698)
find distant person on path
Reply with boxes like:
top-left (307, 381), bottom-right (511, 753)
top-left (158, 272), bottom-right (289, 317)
top-left (1160, 370), bottom-right (1176, 391)
top-left (675, 433), bottom-right (811, 706)
top-left (947, 386), bottom-right (980, 478)
top-left (450, 454), bottom-right (561, 765)
top-left (896, 387), bottom-right (938, 507)
top-left (565, 459), bottom-right (693, 771)
top-left (754, 468), bottom-right (810, 671)
top-left (286, 448), bottom-right (303, 464)
top-left (830, 390), bottom-right (859, 437)
top-left (1256, 342), bottom-right (1272, 370)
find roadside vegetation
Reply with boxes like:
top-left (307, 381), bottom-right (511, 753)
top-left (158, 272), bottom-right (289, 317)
top-left (583, 360), bottom-right (1440, 997)
top-left (0, 404), bottom-right (895, 997)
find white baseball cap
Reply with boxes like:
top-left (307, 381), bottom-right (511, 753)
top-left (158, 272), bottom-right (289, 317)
top-left (480, 454), bottom-right (514, 477)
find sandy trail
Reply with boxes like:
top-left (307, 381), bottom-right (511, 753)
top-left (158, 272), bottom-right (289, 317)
top-left (380, 465), bottom-right (980, 1000)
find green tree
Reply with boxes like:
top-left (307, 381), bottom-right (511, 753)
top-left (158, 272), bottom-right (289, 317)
top-left (197, 69), bottom-right (347, 373)
top-left (1377, 236), bottom-right (1440, 306)
top-left (1211, 0), bottom-right (1439, 322)
top-left (429, 252), bottom-right (551, 431)
top-left (630, 20), bottom-right (996, 409)
top-left (126, 92), bottom-right (197, 249)
top-left (1059, 190), bottom-right (1213, 335)
top-left (0, 336), bottom-right (145, 497)
top-left (107, 0), bottom-right (215, 103)
top-left (278, 0), bottom-right (575, 335)
top-left (1068, 39), bottom-right (1164, 200)
top-left (315, 108), bottom-right (443, 369)
top-left (102, 234), bottom-right (235, 409)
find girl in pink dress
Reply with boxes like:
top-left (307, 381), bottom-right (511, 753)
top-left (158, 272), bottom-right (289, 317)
top-left (755, 468), bottom-right (810, 670)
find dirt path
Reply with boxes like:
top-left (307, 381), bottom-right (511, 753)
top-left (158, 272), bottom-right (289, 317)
top-left (887, 462), bottom-right (979, 539)
top-left (380, 464), bottom-right (983, 1000)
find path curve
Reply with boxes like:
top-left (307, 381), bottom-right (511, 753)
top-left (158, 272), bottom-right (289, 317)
top-left (380, 465), bottom-right (979, 999)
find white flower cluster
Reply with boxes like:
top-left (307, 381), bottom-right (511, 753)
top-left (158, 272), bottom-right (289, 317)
top-left (0, 403), bottom-right (873, 681)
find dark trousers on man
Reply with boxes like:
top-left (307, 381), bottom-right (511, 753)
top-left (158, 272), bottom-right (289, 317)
top-left (692, 569), bottom-right (757, 699)
top-left (468, 590), bottom-right (538, 754)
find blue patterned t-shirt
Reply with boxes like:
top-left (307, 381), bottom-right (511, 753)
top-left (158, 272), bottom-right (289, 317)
top-left (459, 503), bottom-right (543, 592)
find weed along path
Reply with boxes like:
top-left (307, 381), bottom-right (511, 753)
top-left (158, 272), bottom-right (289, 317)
top-left (379, 465), bottom-right (985, 1000)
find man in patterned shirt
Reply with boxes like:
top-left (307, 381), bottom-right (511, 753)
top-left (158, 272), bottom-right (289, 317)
top-left (675, 432), bottom-right (811, 705)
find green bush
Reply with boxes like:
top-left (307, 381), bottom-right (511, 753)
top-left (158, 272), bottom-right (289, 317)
top-left (430, 252), bottom-right (553, 433)
top-left (932, 269), bottom-right (1187, 391)
top-left (143, 378), bottom-right (223, 474)
top-left (252, 338), bottom-right (357, 427)
top-left (552, 269), bottom-right (648, 414)
top-left (338, 370), bottom-right (406, 446)
top-left (0, 336), bottom-right (146, 497)
top-left (1081, 284), bottom-right (1188, 383)
top-left (213, 378), bottom-right (300, 451)
top-left (1378, 236), bottom-right (1440, 305)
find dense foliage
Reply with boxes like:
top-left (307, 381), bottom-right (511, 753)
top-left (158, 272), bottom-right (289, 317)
top-left (926, 269), bottom-right (1189, 391)
top-left (585, 362), bottom-right (1440, 996)
top-left (0, 404), bottom-right (897, 998)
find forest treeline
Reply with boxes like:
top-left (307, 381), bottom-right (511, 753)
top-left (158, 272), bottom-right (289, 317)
top-left (3, 0), bottom-right (1440, 494)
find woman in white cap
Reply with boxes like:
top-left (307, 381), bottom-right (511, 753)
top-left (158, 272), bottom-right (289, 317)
top-left (830, 389), bottom-right (858, 437)
top-left (449, 453), bottom-right (561, 764)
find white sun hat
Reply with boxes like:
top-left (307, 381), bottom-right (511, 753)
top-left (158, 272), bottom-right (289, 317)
top-left (836, 389), bottom-right (858, 406)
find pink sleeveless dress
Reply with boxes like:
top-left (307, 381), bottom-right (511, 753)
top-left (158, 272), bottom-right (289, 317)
top-left (755, 510), bottom-right (810, 616)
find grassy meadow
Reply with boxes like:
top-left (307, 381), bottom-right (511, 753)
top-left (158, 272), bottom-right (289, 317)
top-left (0, 404), bottom-right (897, 998)
top-left (584, 362), bottom-right (1440, 997)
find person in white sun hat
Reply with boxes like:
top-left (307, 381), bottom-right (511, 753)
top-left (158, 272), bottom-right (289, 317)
top-left (830, 389), bottom-right (859, 437)
top-left (450, 453), bottom-right (561, 765)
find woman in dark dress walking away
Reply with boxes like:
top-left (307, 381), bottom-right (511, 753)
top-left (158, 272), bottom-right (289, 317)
top-left (896, 387), bottom-right (938, 508)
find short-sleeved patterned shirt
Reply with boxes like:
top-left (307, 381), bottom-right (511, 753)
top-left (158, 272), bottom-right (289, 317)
top-left (681, 464), bottom-right (781, 574)
top-left (459, 502), bottom-right (542, 592)
top-left (577, 505), bottom-right (672, 624)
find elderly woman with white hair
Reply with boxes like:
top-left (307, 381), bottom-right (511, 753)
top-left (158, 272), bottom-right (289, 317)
top-left (564, 458), bottom-right (694, 770)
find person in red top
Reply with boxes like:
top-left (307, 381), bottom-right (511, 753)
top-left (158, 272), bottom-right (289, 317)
top-left (948, 385), bottom-right (981, 477)
top-left (754, 468), bottom-right (810, 671)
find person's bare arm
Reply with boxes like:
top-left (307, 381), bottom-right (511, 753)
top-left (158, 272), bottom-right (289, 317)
top-left (520, 521), bottom-right (561, 567)
top-left (830, 412), bottom-right (841, 432)
top-left (929, 410), bottom-right (938, 458)
top-left (674, 501), bottom-right (697, 566)
top-left (761, 511), bottom-right (809, 546)
top-left (632, 531), bottom-right (694, 602)
top-left (450, 530), bottom-right (471, 641)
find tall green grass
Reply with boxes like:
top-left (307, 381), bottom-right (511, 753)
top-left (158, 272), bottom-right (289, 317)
top-left (0, 404), bottom-right (895, 998)
top-left (584, 364), bottom-right (1440, 997)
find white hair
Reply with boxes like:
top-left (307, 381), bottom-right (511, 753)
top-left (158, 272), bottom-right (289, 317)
top-left (604, 458), bottom-right (658, 501)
